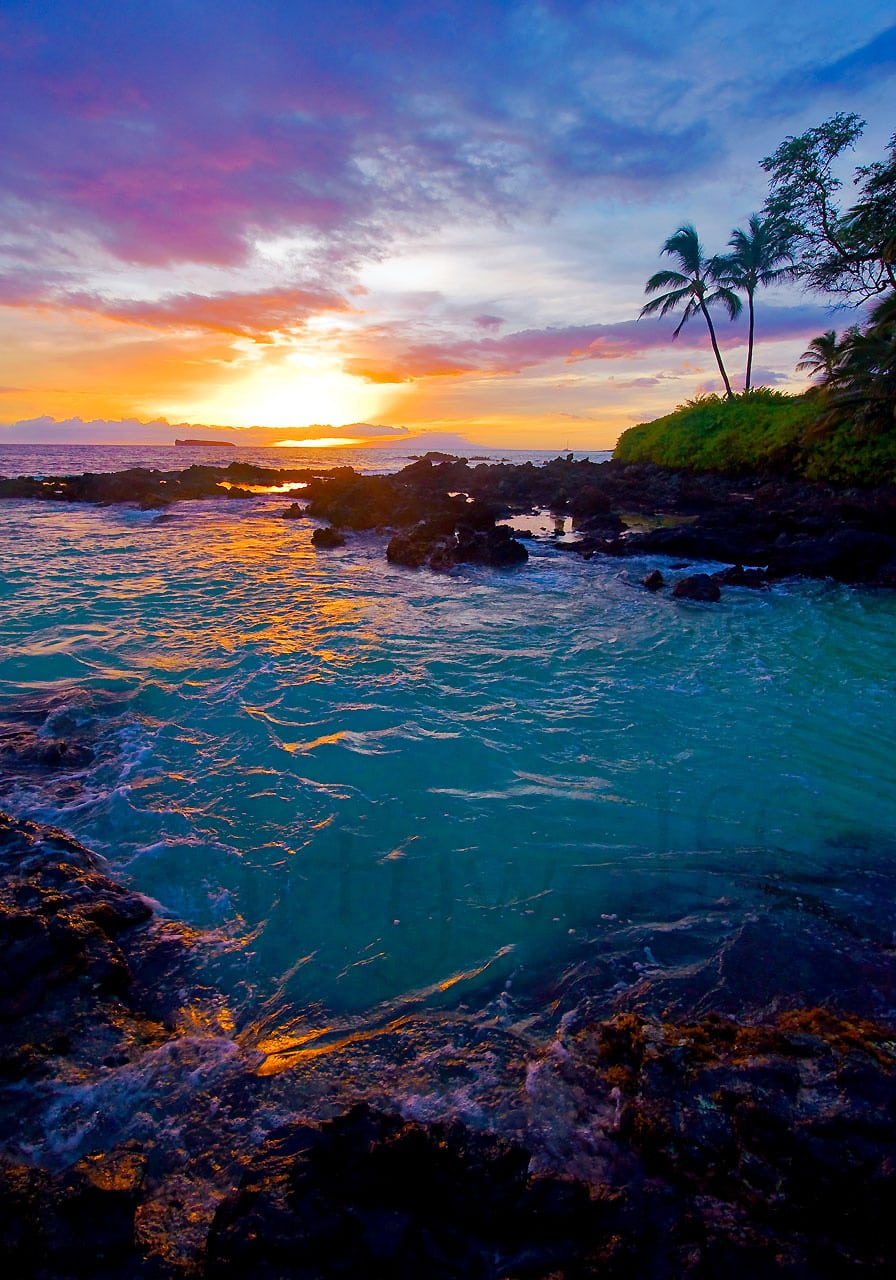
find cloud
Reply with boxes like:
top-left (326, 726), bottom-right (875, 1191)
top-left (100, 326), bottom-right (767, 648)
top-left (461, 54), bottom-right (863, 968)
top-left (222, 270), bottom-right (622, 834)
top-left (1, 1), bottom-right (893, 440)
top-left (0, 415), bottom-right (409, 446)
top-left (814, 23), bottom-right (896, 88)
top-left (64, 286), bottom-right (350, 339)
top-left (0, 0), bottom-right (789, 278)
top-left (344, 305), bottom-right (834, 382)
top-left (745, 366), bottom-right (792, 387)
top-left (744, 21), bottom-right (896, 117)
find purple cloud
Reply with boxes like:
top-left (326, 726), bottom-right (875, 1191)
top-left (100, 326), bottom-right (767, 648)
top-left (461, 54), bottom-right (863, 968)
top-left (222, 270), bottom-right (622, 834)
top-left (0, 1), bottom-right (751, 277)
top-left (344, 306), bottom-right (835, 382)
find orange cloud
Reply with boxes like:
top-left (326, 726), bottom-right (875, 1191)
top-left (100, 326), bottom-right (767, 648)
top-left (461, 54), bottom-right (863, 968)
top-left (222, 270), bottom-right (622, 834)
top-left (62, 286), bottom-right (351, 340)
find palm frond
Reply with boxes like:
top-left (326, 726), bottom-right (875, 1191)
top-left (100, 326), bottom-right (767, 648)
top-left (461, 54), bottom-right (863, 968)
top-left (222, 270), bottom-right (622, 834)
top-left (639, 286), bottom-right (692, 320)
top-left (660, 224), bottom-right (703, 275)
top-left (644, 269), bottom-right (690, 294)
top-left (711, 286), bottom-right (743, 321)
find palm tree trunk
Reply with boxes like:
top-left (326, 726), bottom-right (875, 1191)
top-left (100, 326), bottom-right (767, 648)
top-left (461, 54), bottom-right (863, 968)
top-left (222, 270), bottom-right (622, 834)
top-left (745, 292), bottom-right (755, 392)
top-left (699, 300), bottom-right (734, 398)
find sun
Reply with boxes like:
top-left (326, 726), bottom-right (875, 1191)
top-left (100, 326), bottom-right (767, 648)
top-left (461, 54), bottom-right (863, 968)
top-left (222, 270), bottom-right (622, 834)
top-left (168, 352), bottom-right (399, 429)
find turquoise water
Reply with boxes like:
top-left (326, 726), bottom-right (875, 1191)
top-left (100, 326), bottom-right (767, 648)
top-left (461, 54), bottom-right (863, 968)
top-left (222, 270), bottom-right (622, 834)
top-left (3, 483), bottom-right (896, 1070)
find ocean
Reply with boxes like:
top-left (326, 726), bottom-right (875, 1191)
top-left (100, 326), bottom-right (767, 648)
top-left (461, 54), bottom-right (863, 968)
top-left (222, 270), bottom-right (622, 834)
top-left (0, 441), bottom-right (609, 479)
top-left (2, 444), bottom-right (895, 1243)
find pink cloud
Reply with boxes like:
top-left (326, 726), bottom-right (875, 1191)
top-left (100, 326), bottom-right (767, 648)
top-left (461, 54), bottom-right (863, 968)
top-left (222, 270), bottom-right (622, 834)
top-left (343, 307), bottom-right (831, 382)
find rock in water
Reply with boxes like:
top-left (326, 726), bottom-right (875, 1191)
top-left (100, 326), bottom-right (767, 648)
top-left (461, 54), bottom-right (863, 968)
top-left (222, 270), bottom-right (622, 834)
top-left (672, 573), bottom-right (721, 602)
top-left (311, 526), bottom-right (346, 548)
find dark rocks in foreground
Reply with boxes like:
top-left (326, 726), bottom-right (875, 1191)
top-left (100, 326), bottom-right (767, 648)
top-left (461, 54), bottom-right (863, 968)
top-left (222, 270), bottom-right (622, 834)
top-left (0, 813), bottom-right (153, 1023)
top-left (201, 1011), bottom-right (896, 1280)
top-left (1, 810), bottom-right (895, 1276)
top-left (206, 1104), bottom-right (596, 1279)
top-left (0, 813), bottom-right (220, 1078)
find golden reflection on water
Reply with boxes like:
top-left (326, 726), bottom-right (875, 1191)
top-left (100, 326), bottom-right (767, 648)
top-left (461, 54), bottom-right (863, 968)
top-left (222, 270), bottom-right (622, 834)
top-left (254, 1018), bottom-right (412, 1076)
top-left (253, 951), bottom-right (515, 1076)
top-left (146, 502), bottom-right (386, 660)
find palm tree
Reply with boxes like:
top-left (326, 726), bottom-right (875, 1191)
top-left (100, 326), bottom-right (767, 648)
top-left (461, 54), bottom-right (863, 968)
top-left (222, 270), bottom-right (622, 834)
top-left (795, 330), bottom-right (845, 385)
top-left (640, 225), bottom-right (741, 398)
top-left (720, 215), bottom-right (795, 391)
top-left (816, 292), bottom-right (896, 435)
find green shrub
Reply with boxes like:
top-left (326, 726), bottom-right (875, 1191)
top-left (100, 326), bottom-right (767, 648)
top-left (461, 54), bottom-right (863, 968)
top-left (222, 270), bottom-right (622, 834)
top-left (613, 390), bottom-right (896, 485)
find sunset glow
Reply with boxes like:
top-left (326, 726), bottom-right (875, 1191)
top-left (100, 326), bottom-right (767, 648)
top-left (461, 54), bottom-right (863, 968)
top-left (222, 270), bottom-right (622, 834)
top-left (0, 2), bottom-right (893, 449)
top-left (275, 437), bottom-right (369, 448)
top-left (159, 358), bottom-right (401, 433)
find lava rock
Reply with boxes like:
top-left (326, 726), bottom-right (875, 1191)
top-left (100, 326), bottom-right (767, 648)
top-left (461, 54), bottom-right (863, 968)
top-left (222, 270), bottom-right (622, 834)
top-left (387, 522), bottom-right (456, 569)
top-left (387, 521), bottom-right (528, 570)
top-left (455, 523), bottom-right (528, 567)
top-left (206, 1103), bottom-right (602, 1279)
top-left (642, 569), bottom-right (665, 591)
top-left (311, 526), bottom-right (346, 549)
top-left (672, 573), bottom-right (721, 602)
top-left (712, 563), bottom-right (769, 588)
top-left (768, 528), bottom-right (896, 583)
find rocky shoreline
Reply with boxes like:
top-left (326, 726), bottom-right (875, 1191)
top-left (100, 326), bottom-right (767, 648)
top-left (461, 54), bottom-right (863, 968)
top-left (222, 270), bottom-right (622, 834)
top-left (4, 453), bottom-right (896, 585)
top-left (2, 808), bottom-right (895, 1277)
top-left (3, 453), bottom-right (896, 1274)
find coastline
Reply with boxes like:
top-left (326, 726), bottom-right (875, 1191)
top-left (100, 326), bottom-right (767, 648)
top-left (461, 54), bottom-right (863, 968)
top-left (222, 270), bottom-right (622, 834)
top-left (3, 452), bottom-right (896, 586)
top-left (2, 453), bottom-right (896, 1274)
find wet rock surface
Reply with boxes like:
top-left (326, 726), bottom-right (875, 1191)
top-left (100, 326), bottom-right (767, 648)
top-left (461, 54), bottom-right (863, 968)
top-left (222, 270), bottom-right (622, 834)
top-left (387, 519), bottom-right (528, 570)
top-left (671, 573), bottom-right (721, 602)
top-left (310, 525), bottom-right (346, 549)
top-left (206, 1104), bottom-right (603, 1279)
top-left (0, 812), bottom-right (225, 1080)
top-left (0, 461), bottom-right (319, 508)
top-left (1, 811), bottom-right (894, 1276)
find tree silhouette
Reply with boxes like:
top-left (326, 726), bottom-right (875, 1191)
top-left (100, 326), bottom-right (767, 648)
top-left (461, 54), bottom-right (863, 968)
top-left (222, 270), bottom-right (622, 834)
top-left (815, 293), bottom-right (896, 436)
top-left (795, 330), bottom-right (846, 386)
top-left (640, 225), bottom-right (741, 398)
top-left (719, 215), bottom-right (795, 391)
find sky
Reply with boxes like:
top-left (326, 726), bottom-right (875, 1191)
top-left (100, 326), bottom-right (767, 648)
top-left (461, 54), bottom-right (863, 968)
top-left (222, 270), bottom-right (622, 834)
top-left (1, 0), bottom-right (894, 451)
